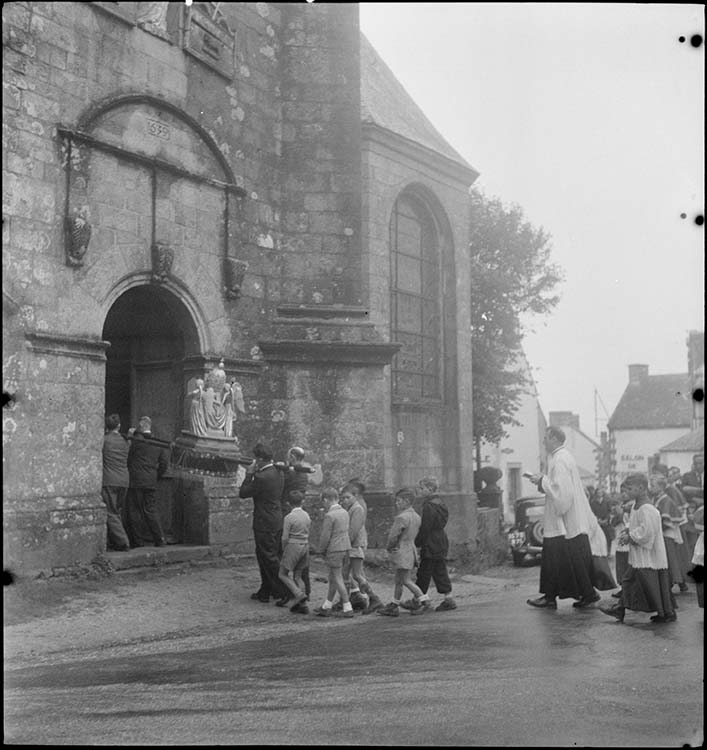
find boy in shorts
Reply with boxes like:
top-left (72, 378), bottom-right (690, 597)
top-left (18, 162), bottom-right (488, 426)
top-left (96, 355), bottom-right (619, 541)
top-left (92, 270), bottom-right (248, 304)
top-left (314, 487), bottom-right (353, 618)
top-left (278, 490), bottom-right (311, 614)
top-left (340, 485), bottom-right (384, 614)
top-left (340, 480), bottom-right (368, 610)
top-left (378, 487), bottom-right (431, 617)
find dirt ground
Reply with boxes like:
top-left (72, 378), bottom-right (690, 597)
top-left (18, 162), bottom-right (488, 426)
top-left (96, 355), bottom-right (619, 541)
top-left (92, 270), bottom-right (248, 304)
top-left (3, 555), bottom-right (530, 665)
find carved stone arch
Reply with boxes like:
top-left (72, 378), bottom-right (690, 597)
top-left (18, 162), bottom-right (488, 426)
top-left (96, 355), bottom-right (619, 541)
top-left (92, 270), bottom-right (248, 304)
top-left (75, 92), bottom-right (238, 186)
top-left (395, 181), bottom-right (455, 253)
top-left (102, 272), bottom-right (212, 356)
top-left (60, 92), bottom-right (246, 296)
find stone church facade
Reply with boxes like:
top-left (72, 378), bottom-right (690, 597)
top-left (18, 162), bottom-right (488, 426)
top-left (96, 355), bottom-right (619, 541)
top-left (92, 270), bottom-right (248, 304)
top-left (3, 2), bottom-right (495, 577)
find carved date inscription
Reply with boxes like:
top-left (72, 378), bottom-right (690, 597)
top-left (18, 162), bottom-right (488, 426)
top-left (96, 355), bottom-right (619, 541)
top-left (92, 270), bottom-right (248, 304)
top-left (147, 118), bottom-right (170, 140)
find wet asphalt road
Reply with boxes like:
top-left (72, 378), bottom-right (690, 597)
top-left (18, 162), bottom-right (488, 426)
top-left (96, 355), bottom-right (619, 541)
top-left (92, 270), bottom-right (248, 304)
top-left (4, 566), bottom-right (704, 746)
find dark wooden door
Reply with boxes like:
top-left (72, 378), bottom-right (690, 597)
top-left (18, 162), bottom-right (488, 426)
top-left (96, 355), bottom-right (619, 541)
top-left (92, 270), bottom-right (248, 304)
top-left (132, 360), bottom-right (182, 543)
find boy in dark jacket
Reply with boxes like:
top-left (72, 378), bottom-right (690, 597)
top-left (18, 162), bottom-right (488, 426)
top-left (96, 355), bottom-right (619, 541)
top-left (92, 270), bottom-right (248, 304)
top-left (410, 476), bottom-right (457, 611)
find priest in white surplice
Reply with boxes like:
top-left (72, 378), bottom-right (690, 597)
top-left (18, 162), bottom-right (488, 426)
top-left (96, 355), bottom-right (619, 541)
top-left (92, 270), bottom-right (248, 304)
top-left (526, 426), bottom-right (600, 609)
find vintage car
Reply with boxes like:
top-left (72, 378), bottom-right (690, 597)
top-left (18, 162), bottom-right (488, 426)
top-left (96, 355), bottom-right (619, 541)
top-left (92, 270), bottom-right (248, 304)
top-left (507, 494), bottom-right (545, 566)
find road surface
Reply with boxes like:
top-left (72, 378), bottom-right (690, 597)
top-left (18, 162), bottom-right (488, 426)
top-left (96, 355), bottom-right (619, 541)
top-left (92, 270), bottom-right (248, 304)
top-left (4, 559), bottom-right (703, 745)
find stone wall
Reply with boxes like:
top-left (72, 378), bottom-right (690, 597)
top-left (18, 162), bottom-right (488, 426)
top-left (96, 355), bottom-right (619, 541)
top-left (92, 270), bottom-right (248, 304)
top-left (2, 2), bottom-right (372, 576)
top-left (2, 333), bottom-right (109, 577)
top-left (2, 2), bottom-right (502, 578)
top-left (361, 125), bottom-right (477, 493)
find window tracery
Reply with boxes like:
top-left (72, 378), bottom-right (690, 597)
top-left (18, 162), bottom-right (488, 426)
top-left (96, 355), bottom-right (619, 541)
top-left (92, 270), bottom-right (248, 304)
top-left (390, 195), bottom-right (442, 401)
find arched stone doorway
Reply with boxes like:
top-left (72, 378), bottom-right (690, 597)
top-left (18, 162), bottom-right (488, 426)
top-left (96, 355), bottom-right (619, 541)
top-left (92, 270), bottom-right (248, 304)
top-left (102, 284), bottom-right (201, 544)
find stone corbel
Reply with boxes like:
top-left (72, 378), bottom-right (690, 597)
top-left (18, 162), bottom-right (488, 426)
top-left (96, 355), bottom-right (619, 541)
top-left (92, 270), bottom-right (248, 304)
top-left (151, 242), bottom-right (174, 283)
top-left (64, 205), bottom-right (91, 268)
top-left (224, 258), bottom-right (248, 300)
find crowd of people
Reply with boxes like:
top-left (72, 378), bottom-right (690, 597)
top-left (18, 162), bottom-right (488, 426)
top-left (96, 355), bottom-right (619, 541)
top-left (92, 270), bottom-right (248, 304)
top-left (237, 442), bottom-right (456, 618)
top-left (101, 413), bottom-right (703, 624)
top-left (525, 433), bottom-right (703, 624)
top-left (101, 413), bottom-right (170, 550)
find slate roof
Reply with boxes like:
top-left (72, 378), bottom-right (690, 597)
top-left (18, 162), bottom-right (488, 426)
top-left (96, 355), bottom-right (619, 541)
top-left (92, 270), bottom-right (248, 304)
top-left (608, 373), bottom-right (693, 430)
top-left (660, 427), bottom-right (704, 452)
top-left (360, 33), bottom-right (477, 172)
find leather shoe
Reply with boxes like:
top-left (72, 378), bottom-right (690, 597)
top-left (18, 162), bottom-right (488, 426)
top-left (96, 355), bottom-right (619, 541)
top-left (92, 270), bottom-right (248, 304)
top-left (250, 592), bottom-right (270, 602)
top-left (650, 612), bottom-right (677, 623)
top-left (573, 592), bottom-right (601, 608)
top-left (600, 603), bottom-right (625, 623)
top-left (527, 595), bottom-right (557, 609)
top-left (275, 597), bottom-right (291, 607)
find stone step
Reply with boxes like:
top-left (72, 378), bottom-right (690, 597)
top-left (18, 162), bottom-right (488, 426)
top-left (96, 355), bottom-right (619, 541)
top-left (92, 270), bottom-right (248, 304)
top-left (104, 544), bottom-right (214, 570)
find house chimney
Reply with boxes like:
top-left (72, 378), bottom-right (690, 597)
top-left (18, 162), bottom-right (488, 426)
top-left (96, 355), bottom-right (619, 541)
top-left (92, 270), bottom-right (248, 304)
top-left (549, 411), bottom-right (580, 431)
top-left (628, 364), bottom-right (649, 384)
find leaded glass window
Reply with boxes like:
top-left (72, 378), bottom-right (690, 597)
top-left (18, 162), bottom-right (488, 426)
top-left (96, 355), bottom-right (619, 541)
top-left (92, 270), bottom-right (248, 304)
top-left (390, 196), bottom-right (441, 400)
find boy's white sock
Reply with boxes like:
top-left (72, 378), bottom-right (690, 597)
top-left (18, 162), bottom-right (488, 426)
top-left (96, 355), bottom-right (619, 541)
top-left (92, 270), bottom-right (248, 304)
top-left (417, 593), bottom-right (430, 602)
top-left (342, 602), bottom-right (353, 612)
top-left (392, 599), bottom-right (400, 605)
top-left (322, 600), bottom-right (333, 610)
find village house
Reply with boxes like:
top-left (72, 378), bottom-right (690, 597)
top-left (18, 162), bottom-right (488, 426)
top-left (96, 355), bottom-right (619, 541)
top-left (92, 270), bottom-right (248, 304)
top-left (3, 2), bottom-right (507, 577)
top-left (608, 364), bottom-right (692, 490)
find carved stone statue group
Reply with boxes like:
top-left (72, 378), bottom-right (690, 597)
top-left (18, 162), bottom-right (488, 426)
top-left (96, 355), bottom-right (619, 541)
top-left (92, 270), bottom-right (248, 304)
top-left (186, 360), bottom-right (245, 439)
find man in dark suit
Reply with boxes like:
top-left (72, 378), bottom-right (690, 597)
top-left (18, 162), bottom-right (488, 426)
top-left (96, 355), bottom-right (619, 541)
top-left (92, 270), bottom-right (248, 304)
top-left (126, 416), bottom-right (169, 547)
top-left (239, 442), bottom-right (287, 602)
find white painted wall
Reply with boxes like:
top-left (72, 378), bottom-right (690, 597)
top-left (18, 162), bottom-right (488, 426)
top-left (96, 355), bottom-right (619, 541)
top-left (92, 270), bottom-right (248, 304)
top-left (561, 427), bottom-right (599, 481)
top-left (611, 427), bottom-right (689, 484)
top-left (659, 449), bottom-right (697, 475)
top-left (479, 353), bottom-right (545, 524)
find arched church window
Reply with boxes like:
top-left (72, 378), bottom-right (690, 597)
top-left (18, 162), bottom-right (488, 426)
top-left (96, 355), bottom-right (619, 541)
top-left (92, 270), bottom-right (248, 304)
top-left (390, 195), bottom-right (441, 401)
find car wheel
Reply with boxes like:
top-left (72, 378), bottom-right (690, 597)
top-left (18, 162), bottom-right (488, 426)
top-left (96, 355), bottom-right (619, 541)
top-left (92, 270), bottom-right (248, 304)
top-left (512, 549), bottom-right (526, 567)
top-left (528, 520), bottom-right (544, 546)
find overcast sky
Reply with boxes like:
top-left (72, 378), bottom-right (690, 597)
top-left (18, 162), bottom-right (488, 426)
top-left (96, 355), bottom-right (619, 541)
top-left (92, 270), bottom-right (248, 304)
top-left (360, 2), bottom-right (704, 439)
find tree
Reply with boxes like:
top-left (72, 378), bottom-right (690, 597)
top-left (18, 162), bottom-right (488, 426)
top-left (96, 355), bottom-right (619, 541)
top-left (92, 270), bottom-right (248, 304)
top-left (469, 187), bottom-right (564, 468)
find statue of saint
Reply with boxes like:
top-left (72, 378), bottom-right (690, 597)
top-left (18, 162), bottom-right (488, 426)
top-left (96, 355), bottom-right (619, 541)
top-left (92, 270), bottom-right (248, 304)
top-left (185, 361), bottom-right (244, 440)
top-left (221, 378), bottom-right (245, 437)
top-left (187, 378), bottom-right (207, 436)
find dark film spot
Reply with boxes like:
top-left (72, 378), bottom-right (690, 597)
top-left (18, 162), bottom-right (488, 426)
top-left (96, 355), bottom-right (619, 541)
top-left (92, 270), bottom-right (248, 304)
top-left (695, 215), bottom-right (704, 226)
top-left (693, 388), bottom-right (704, 403)
top-left (3, 570), bottom-right (16, 587)
top-left (679, 36), bottom-right (685, 43)
top-left (691, 34), bottom-right (703, 48)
